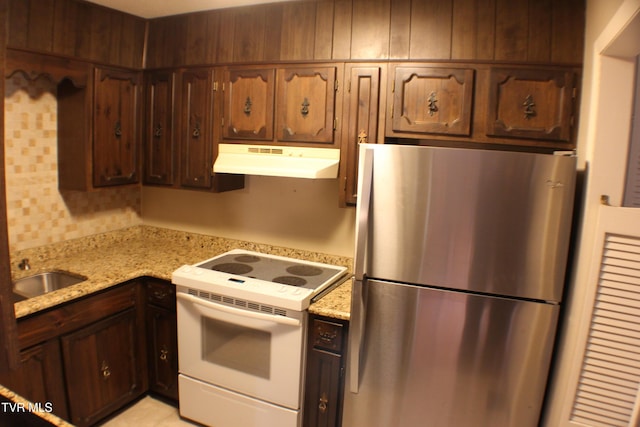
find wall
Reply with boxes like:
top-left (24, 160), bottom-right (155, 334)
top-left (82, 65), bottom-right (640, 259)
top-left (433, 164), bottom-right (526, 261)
top-left (3, 74), bottom-right (141, 253)
top-left (141, 179), bottom-right (356, 258)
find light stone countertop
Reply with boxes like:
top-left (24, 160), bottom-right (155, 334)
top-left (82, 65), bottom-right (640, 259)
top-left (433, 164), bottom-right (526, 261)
top-left (11, 225), bottom-right (353, 320)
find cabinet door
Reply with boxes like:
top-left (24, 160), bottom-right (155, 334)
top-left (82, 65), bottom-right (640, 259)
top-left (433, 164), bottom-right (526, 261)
top-left (61, 309), bottom-right (143, 427)
top-left (304, 317), bottom-right (347, 427)
top-left (340, 64), bottom-right (383, 206)
top-left (0, 340), bottom-right (68, 421)
top-left (389, 66), bottom-right (474, 136)
top-left (146, 305), bottom-right (178, 401)
top-left (223, 68), bottom-right (275, 141)
top-left (144, 70), bottom-right (175, 185)
top-left (486, 67), bottom-right (576, 142)
top-left (179, 68), bottom-right (214, 189)
top-left (93, 67), bottom-right (141, 187)
top-left (276, 66), bottom-right (337, 144)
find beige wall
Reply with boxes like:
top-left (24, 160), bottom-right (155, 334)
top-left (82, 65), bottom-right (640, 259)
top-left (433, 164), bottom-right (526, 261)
top-left (4, 74), bottom-right (142, 253)
top-left (141, 178), bottom-right (356, 257)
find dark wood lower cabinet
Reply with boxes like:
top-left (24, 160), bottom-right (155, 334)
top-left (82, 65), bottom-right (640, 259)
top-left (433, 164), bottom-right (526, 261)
top-left (304, 315), bottom-right (348, 427)
top-left (145, 279), bottom-right (178, 401)
top-left (61, 308), bottom-right (143, 426)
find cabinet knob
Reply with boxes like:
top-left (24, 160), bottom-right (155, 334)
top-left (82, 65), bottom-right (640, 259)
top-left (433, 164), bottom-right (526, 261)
top-left (101, 360), bottom-right (111, 380)
top-left (154, 123), bottom-right (163, 137)
top-left (114, 121), bottom-right (122, 138)
top-left (523, 94), bottom-right (537, 119)
top-left (357, 130), bottom-right (368, 144)
top-left (160, 347), bottom-right (169, 362)
top-left (318, 393), bottom-right (328, 413)
top-left (192, 122), bottom-right (201, 138)
top-left (244, 96), bottom-right (252, 116)
top-left (428, 92), bottom-right (439, 116)
top-left (301, 98), bottom-right (310, 117)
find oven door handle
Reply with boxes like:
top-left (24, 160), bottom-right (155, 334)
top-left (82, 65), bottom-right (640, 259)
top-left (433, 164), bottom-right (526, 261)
top-left (177, 292), bottom-right (302, 327)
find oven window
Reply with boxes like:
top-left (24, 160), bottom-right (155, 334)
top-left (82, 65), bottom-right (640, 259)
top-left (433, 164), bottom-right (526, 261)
top-left (201, 317), bottom-right (271, 379)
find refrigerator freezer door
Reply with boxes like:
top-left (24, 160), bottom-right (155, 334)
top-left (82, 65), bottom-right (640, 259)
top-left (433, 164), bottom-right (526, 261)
top-left (364, 144), bottom-right (576, 302)
top-left (343, 279), bottom-right (559, 427)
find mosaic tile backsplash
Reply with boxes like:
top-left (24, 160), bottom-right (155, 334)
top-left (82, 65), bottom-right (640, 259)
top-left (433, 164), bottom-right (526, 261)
top-left (4, 74), bottom-right (142, 253)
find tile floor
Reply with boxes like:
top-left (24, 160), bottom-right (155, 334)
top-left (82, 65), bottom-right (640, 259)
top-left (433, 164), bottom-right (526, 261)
top-left (98, 396), bottom-right (201, 427)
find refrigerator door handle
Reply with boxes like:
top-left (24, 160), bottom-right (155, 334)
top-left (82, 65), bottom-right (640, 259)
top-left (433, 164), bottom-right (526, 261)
top-left (354, 144), bottom-right (374, 281)
top-left (350, 145), bottom-right (373, 394)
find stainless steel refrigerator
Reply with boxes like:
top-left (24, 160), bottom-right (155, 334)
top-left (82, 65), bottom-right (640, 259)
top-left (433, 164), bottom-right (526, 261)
top-left (343, 144), bottom-right (576, 427)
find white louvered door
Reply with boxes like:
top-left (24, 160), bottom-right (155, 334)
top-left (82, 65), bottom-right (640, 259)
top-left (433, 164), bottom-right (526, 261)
top-left (567, 206), bottom-right (640, 427)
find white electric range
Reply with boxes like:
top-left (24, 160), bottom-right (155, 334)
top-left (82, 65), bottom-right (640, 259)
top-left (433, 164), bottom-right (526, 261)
top-left (172, 249), bottom-right (349, 427)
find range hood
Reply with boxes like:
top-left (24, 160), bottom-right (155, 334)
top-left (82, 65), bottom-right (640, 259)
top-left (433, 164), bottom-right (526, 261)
top-left (213, 144), bottom-right (340, 179)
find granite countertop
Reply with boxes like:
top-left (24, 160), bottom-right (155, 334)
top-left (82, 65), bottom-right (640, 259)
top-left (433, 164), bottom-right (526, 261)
top-left (11, 225), bottom-right (353, 320)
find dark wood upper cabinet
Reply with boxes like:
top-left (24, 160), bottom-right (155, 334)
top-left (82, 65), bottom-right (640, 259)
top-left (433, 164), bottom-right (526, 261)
top-left (276, 66), bottom-right (338, 145)
top-left (92, 67), bottom-right (141, 187)
top-left (222, 67), bottom-right (276, 141)
top-left (486, 67), bottom-right (577, 143)
top-left (57, 66), bottom-right (142, 191)
top-left (144, 70), bottom-right (176, 186)
top-left (340, 64), bottom-right (385, 206)
top-left (178, 68), bottom-right (215, 189)
top-left (388, 65), bottom-right (474, 137)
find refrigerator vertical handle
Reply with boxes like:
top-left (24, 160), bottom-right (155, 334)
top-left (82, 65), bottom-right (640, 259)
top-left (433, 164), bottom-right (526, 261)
top-left (349, 144), bottom-right (373, 394)
top-left (354, 144), bottom-right (374, 281)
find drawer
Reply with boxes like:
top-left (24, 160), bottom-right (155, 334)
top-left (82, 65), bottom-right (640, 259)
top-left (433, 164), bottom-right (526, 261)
top-left (311, 318), bottom-right (344, 353)
top-left (146, 279), bottom-right (176, 310)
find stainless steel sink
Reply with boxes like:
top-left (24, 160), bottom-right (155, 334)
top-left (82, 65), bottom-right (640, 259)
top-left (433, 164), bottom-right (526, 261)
top-left (13, 271), bottom-right (87, 299)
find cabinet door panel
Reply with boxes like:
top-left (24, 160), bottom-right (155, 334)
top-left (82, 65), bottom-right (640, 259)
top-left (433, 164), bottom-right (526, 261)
top-left (341, 64), bottom-right (383, 206)
top-left (277, 67), bottom-right (336, 144)
top-left (93, 68), bottom-right (141, 187)
top-left (486, 67), bottom-right (576, 142)
top-left (179, 69), bottom-right (213, 189)
top-left (145, 71), bottom-right (175, 185)
top-left (390, 66), bottom-right (474, 136)
top-left (0, 340), bottom-right (68, 421)
top-left (147, 305), bottom-right (178, 400)
top-left (62, 309), bottom-right (142, 427)
top-left (223, 68), bottom-right (275, 141)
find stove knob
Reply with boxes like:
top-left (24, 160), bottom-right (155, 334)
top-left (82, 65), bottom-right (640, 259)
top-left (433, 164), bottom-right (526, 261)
top-left (182, 266), bottom-right (193, 273)
top-left (292, 288), bottom-right (302, 295)
top-left (278, 286), bottom-right (288, 293)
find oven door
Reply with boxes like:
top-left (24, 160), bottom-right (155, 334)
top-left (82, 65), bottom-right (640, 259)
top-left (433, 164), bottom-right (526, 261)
top-left (176, 291), bottom-right (306, 409)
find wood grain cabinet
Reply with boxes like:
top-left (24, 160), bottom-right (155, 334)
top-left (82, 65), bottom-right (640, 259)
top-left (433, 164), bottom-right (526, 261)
top-left (339, 64), bottom-right (385, 206)
top-left (61, 308), bottom-right (143, 427)
top-left (222, 67), bottom-right (276, 142)
top-left (58, 66), bottom-right (142, 191)
top-left (486, 67), bottom-right (578, 144)
top-left (304, 316), bottom-right (348, 427)
top-left (220, 64), bottom-right (342, 148)
top-left (387, 65), bottom-right (475, 138)
top-left (2, 282), bottom-right (145, 426)
top-left (178, 68), bottom-right (216, 189)
top-left (145, 279), bottom-right (178, 401)
top-left (276, 66), bottom-right (339, 145)
top-left (144, 70), bottom-right (176, 186)
top-left (92, 68), bottom-right (142, 187)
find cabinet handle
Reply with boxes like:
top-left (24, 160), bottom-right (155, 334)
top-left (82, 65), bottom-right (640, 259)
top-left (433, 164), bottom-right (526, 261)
top-left (160, 347), bottom-right (169, 362)
top-left (154, 123), bottom-right (163, 137)
top-left (114, 121), bottom-right (122, 138)
top-left (101, 360), bottom-right (111, 380)
top-left (301, 98), bottom-right (310, 117)
top-left (318, 393), bottom-right (328, 414)
top-left (153, 289), bottom-right (169, 300)
top-left (523, 94), bottom-right (537, 119)
top-left (357, 130), bottom-right (368, 144)
top-left (192, 122), bottom-right (201, 138)
top-left (244, 96), bottom-right (252, 116)
top-left (428, 92), bottom-right (438, 116)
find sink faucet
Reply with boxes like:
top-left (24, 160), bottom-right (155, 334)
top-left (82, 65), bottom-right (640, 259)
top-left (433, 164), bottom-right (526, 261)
top-left (18, 258), bottom-right (30, 270)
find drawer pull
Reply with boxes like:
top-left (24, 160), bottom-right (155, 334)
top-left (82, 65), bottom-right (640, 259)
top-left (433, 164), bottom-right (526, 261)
top-left (101, 360), bottom-right (111, 379)
top-left (160, 347), bottom-right (169, 362)
top-left (319, 393), bottom-right (328, 413)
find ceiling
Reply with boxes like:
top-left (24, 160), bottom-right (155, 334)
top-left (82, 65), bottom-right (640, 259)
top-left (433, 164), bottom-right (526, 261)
top-left (84, 0), bottom-right (294, 19)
